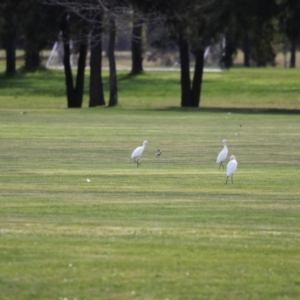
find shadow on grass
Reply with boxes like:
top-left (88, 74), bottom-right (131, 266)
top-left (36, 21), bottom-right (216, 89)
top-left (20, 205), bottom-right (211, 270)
top-left (118, 71), bottom-right (179, 83)
top-left (119, 71), bottom-right (145, 79)
top-left (148, 106), bottom-right (300, 114)
top-left (0, 69), bottom-right (68, 98)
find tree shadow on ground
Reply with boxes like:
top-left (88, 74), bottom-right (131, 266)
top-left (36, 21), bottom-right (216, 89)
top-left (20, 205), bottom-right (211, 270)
top-left (149, 106), bottom-right (300, 114)
top-left (0, 69), bottom-right (68, 98)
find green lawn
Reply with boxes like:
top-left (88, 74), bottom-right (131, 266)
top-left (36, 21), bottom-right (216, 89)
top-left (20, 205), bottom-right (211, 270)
top-left (0, 67), bottom-right (300, 110)
top-left (0, 68), bottom-right (300, 299)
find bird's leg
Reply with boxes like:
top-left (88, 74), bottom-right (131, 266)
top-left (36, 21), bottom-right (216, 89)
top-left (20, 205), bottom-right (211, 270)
top-left (136, 158), bottom-right (140, 167)
top-left (219, 163), bottom-right (221, 170)
top-left (225, 176), bottom-right (228, 184)
top-left (221, 162), bottom-right (224, 169)
top-left (231, 176), bottom-right (233, 184)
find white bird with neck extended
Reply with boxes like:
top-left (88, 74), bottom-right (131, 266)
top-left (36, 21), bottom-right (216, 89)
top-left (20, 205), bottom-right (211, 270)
top-left (216, 139), bottom-right (228, 169)
top-left (226, 155), bottom-right (238, 184)
top-left (131, 140), bottom-right (148, 167)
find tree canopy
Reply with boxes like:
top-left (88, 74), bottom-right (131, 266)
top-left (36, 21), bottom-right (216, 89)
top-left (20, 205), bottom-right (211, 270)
top-left (0, 0), bottom-right (299, 107)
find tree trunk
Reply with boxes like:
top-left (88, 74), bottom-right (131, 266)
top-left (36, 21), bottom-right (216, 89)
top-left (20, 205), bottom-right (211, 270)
top-left (290, 38), bottom-right (296, 68)
top-left (191, 48), bottom-right (205, 107)
top-left (178, 34), bottom-right (191, 107)
top-left (108, 15), bottom-right (118, 107)
top-left (243, 33), bottom-right (251, 67)
top-left (89, 13), bottom-right (105, 107)
top-left (4, 15), bottom-right (17, 76)
top-left (61, 31), bottom-right (76, 107)
top-left (131, 11), bottom-right (144, 74)
top-left (74, 42), bottom-right (88, 107)
top-left (60, 13), bottom-right (81, 108)
top-left (25, 50), bottom-right (41, 71)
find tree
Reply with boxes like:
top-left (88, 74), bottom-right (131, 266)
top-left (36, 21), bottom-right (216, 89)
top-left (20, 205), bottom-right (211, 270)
top-left (160, 0), bottom-right (226, 107)
top-left (221, 0), bottom-right (277, 67)
top-left (20, 1), bottom-right (60, 71)
top-left (0, 0), bottom-right (60, 74)
top-left (89, 11), bottom-right (106, 107)
top-left (278, 0), bottom-right (300, 68)
top-left (107, 12), bottom-right (118, 106)
top-left (60, 12), bottom-right (88, 108)
top-left (0, 0), bottom-right (21, 76)
top-left (41, 0), bottom-right (123, 107)
top-left (130, 9), bottom-right (144, 74)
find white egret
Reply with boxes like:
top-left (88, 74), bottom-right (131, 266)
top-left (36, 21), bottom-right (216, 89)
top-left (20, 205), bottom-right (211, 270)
top-left (131, 140), bottom-right (148, 167)
top-left (216, 139), bottom-right (228, 169)
top-left (226, 155), bottom-right (238, 184)
top-left (155, 149), bottom-right (162, 157)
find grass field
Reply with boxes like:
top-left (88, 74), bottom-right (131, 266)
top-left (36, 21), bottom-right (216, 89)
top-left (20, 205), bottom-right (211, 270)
top-left (0, 67), bottom-right (300, 110)
top-left (0, 67), bottom-right (300, 300)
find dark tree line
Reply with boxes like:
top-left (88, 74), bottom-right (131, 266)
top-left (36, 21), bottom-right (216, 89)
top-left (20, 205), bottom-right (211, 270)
top-left (0, 0), bottom-right (299, 108)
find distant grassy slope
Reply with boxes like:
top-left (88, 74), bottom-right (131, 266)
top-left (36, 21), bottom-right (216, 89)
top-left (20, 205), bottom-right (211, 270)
top-left (0, 67), bottom-right (299, 110)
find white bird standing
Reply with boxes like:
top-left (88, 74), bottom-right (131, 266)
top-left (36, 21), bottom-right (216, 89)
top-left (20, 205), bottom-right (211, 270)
top-left (216, 139), bottom-right (228, 169)
top-left (226, 155), bottom-right (238, 184)
top-left (131, 140), bottom-right (148, 167)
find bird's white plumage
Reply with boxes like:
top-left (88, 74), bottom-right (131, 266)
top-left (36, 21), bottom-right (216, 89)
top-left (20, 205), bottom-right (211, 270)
top-left (216, 139), bottom-right (228, 168)
top-left (131, 140), bottom-right (147, 158)
top-left (131, 140), bottom-right (148, 166)
top-left (226, 155), bottom-right (237, 183)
